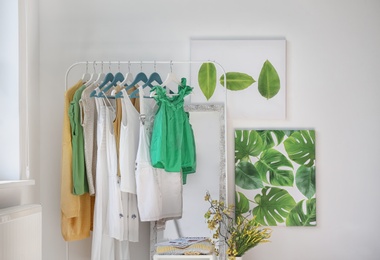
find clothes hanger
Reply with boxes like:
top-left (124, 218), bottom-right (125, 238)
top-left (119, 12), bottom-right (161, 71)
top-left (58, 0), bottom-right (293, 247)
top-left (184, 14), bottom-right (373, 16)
top-left (84, 61), bottom-right (98, 87)
top-left (149, 61), bottom-right (178, 97)
top-left (159, 61), bottom-right (180, 94)
top-left (97, 61), bottom-right (125, 97)
top-left (89, 61), bottom-right (106, 88)
top-left (119, 61), bottom-right (134, 87)
top-left (81, 61), bottom-right (91, 83)
top-left (115, 62), bottom-right (148, 98)
top-left (90, 62), bottom-right (114, 97)
top-left (142, 62), bottom-right (163, 88)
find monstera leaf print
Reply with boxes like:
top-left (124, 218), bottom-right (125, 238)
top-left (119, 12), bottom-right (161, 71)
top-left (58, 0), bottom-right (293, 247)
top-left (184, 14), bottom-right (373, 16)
top-left (254, 149), bottom-right (294, 187)
top-left (235, 191), bottom-right (250, 217)
top-left (256, 130), bottom-right (286, 150)
top-left (235, 130), bottom-right (263, 163)
top-left (252, 186), bottom-right (296, 226)
top-left (234, 129), bottom-right (317, 227)
top-left (286, 198), bottom-right (316, 226)
top-left (235, 161), bottom-right (264, 190)
top-left (296, 165), bottom-right (316, 199)
top-left (284, 130), bottom-right (315, 167)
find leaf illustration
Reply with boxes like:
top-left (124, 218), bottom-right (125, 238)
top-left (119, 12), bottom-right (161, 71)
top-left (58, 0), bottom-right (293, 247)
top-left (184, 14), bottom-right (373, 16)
top-left (258, 60), bottom-right (281, 99)
top-left (255, 149), bottom-right (294, 187)
top-left (235, 130), bottom-right (263, 163)
top-left (284, 130), bottom-right (315, 167)
top-left (252, 186), bottom-right (296, 226)
top-left (220, 72), bottom-right (255, 91)
top-left (256, 130), bottom-right (286, 150)
top-left (296, 165), bottom-right (316, 199)
top-left (235, 191), bottom-right (250, 216)
top-left (286, 198), bottom-right (316, 226)
top-left (235, 161), bottom-right (264, 190)
top-left (198, 62), bottom-right (217, 100)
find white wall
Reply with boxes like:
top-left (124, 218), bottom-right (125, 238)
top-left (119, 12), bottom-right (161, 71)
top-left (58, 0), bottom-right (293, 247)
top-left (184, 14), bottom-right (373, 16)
top-left (38, 0), bottom-right (380, 259)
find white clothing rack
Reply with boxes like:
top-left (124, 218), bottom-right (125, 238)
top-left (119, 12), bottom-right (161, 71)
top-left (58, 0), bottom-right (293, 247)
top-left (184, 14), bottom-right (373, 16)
top-left (64, 60), bottom-right (228, 260)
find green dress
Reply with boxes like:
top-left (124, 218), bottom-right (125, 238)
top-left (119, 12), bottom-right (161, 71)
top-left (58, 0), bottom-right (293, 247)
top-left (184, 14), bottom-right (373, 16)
top-left (150, 78), bottom-right (196, 184)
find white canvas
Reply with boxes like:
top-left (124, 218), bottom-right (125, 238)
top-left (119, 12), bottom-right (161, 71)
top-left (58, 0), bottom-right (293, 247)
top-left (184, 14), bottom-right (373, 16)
top-left (190, 39), bottom-right (286, 120)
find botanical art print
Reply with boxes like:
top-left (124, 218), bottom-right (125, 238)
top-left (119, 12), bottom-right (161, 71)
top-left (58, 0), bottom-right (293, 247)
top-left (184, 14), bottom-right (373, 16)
top-left (234, 130), bottom-right (316, 226)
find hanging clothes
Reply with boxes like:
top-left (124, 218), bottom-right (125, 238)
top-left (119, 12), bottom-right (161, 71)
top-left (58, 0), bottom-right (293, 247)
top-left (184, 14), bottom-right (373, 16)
top-left (80, 82), bottom-right (99, 195)
top-left (135, 85), bottom-right (183, 221)
top-left (61, 79), bottom-right (93, 241)
top-left (91, 95), bottom-right (130, 260)
top-left (69, 84), bottom-right (89, 195)
top-left (117, 87), bottom-right (141, 240)
top-left (150, 78), bottom-right (197, 184)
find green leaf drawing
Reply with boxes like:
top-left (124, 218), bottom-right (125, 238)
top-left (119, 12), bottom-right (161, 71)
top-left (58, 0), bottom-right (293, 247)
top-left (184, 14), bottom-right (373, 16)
top-left (296, 165), bottom-right (316, 199)
top-left (235, 130), bottom-right (263, 163)
top-left (257, 130), bottom-right (286, 150)
top-left (284, 130), bottom-right (315, 167)
top-left (255, 149), bottom-right (294, 187)
top-left (252, 186), bottom-right (296, 226)
top-left (220, 72), bottom-right (255, 91)
top-left (198, 62), bottom-right (217, 100)
top-left (286, 198), bottom-right (317, 226)
top-left (235, 191), bottom-right (250, 216)
top-left (235, 161), bottom-right (264, 190)
top-left (258, 60), bottom-right (281, 99)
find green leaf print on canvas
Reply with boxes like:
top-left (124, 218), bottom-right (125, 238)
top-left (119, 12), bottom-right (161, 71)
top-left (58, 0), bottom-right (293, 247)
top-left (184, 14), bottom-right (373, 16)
top-left (255, 148), bottom-right (294, 187)
top-left (252, 186), bottom-right (296, 226)
top-left (284, 130), bottom-right (315, 167)
top-left (286, 198), bottom-right (316, 226)
top-left (235, 161), bottom-right (264, 190)
top-left (258, 60), bottom-right (281, 99)
top-left (198, 62), bottom-right (217, 100)
top-left (235, 191), bottom-right (250, 216)
top-left (256, 130), bottom-right (286, 150)
top-left (220, 72), bottom-right (255, 91)
top-left (235, 130), bottom-right (263, 163)
top-left (296, 165), bottom-right (316, 199)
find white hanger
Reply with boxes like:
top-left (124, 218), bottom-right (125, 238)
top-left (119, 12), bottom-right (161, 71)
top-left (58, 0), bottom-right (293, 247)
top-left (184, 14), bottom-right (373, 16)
top-left (84, 61), bottom-right (98, 87)
top-left (90, 61), bottom-right (106, 87)
top-left (119, 61), bottom-right (134, 87)
top-left (81, 61), bottom-right (91, 83)
top-left (159, 61), bottom-right (180, 93)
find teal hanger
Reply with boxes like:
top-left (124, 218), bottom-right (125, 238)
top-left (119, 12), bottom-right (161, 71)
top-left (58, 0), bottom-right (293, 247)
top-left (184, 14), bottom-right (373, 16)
top-left (97, 72), bottom-right (124, 98)
top-left (115, 71), bottom-right (148, 98)
top-left (90, 72), bottom-right (114, 97)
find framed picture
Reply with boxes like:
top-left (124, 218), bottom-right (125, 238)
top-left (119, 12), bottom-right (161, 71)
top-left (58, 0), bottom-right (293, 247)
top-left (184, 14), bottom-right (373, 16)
top-left (190, 39), bottom-right (287, 120)
top-left (234, 129), bottom-right (316, 226)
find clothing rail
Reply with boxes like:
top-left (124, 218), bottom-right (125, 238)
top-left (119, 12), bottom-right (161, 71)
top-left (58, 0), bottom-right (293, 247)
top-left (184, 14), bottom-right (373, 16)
top-left (64, 60), bottom-right (228, 260)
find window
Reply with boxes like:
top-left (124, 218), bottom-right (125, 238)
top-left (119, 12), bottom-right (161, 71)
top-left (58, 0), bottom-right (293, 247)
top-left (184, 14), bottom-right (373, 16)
top-left (0, 0), bottom-right (20, 180)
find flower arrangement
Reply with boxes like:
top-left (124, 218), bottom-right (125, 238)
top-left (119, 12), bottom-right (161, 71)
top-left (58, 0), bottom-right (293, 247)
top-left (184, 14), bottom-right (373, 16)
top-left (204, 192), bottom-right (271, 258)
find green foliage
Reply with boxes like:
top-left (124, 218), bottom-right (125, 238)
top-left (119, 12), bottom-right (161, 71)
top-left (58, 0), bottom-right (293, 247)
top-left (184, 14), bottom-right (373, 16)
top-left (235, 130), bottom-right (263, 163)
top-left (219, 72), bottom-right (255, 91)
top-left (235, 191), bottom-right (250, 216)
top-left (258, 60), bottom-right (281, 99)
top-left (234, 129), bottom-right (317, 227)
top-left (284, 130), bottom-right (315, 167)
top-left (296, 165), bottom-right (316, 199)
top-left (198, 60), bottom-right (281, 100)
top-left (257, 130), bottom-right (286, 150)
top-left (235, 161), bottom-right (264, 190)
top-left (286, 198), bottom-right (316, 226)
top-left (198, 62), bottom-right (217, 100)
top-left (255, 149), bottom-right (294, 187)
top-left (252, 186), bottom-right (296, 226)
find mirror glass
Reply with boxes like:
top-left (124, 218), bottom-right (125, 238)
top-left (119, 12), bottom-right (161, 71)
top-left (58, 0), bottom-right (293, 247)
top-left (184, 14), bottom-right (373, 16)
top-left (150, 103), bottom-right (226, 259)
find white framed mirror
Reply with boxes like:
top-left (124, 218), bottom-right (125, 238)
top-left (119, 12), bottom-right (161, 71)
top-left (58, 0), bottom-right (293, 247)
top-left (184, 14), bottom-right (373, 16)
top-left (150, 103), bottom-right (227, 260)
